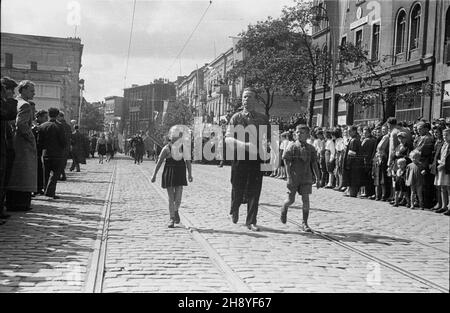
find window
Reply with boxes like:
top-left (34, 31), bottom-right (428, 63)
top-left (355, 29), bottom-right (363, 66)
top-left (5, 53), bottom-right (13, 68)
top-left (395, 83), bottom-right (422, 123)
top-left (395, 10), bottom-right (406, 54)
top-left (410, 4), bottom-right (421, 50)
top-left (30, 61), bottom-right (37, 71)
top-left (371, 24), bottom-right (380, 61)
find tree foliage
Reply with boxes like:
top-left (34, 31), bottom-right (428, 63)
top-left (227, 16), bottom-right (311, 117)
top-left (282, 0), bottom-right (332, 126)
top-left (80, 102), bottom-right (103, 132)
top-left (153, 101), bottom-right (194, 143)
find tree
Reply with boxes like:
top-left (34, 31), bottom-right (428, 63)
top-left (80, 101), bottom-right (103, 132)
top-left (338, 42), bottom-right (448, 123)
top-left (153, 101), bottom-right (194, 144)
top-left (227, 16), bottom-right (309, 117)
top-left (282, 0), bottom-right (333, 127)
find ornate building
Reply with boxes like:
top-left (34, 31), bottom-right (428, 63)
top-left (311, 0), bottom-right (450, 126)
top-left (1, 32), bottom-right (83, 122)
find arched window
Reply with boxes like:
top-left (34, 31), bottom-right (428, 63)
top-left (409, 4), bottom-right (421, 50)
top-left (395, 10), bottom-right (406, 54)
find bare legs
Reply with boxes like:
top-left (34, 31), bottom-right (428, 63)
top-left (166, 186), bottom-right (183, 227)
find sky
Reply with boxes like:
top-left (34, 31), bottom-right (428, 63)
top-left (1, 0), bottom-right (297, 102)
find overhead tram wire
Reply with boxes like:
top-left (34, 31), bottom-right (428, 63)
top-left (164, 0), bottom-right (213, 79)
top-left (123, 0), bottom-right (137, 89)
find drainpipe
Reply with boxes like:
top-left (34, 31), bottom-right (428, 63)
top-left (429, 0), bottom-right (439, 120)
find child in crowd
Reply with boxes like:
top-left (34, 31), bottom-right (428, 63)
top-left (277, 132), bottom-right (289, 179)
top-left (393, 158), bottom-right (408, 207)
top-left (405, 150), bottom-right (426, 210)
top-left (151, 132), bottom-right (193, 228)
top-left (324, 130), bottom-right (336, 188)
top-left (281, 124), bottom-right (321, 232)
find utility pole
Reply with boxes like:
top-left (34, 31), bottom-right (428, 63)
top-left (78, 79), bottom-right (85, 127)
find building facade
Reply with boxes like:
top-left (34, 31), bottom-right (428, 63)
top-left (202, 40), bottom-right (308, 124)
top-left (123, 79), bottom-right (176, 136)
top-left (176, 65), bottom-right (206, 117)
top-left (104, 96), bottom-right (124, 135)
top-left (312, 0), bottom-right (450, 126)
top-left (0, 32), bottom-right (83, 122)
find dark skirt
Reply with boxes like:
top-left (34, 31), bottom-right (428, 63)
top-left (106, 143), bottom-right (114, 154)
top-left (161, 158), bottom-right (187, 188)
top-left (5, 190), bottom-right (32, 210)
top-left (98, 144), bottom-right (106, 156)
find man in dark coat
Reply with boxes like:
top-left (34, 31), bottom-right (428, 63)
top-left (342, 126), bottom-right (364, 197)
top-left (414, 121), bottom-right (436, 208)
top-left (360, 126), bottom-right (377, 197)
top-left (32, 109), bottom-right (49, 196)
top-left (70, 125), bottom-right (86, 172)
top-left (57, 111), bottom-right (72, 181)
top-left (38, 108), bottom-right (67, 199)
top-left (0, 77), bottom-right (18, 221)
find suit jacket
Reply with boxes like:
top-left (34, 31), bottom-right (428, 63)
top-left (38, 119), bottom-right (67, 159)
top-left (415, 133), bottom-right (435, 168)
top-left (59, 120), bottom-right (72, 157)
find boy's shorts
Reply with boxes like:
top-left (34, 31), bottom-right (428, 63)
top-left (287, 183), bottom-right (312, 195)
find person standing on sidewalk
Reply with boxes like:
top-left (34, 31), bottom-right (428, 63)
top-left (89, 133), bottom-right (98, 158)
top-left (225, 87), bottom-right (270, 232)
top-left (5, 80), bottom-right (37, 212)
top-left (57, 111), bottom-right (72, 181)
top-left (342, 126), bottom-right (364, 197)
top-left (96, 133), bottom-right (107, 164)
top-left (70, 125), bottom-right (86, 172)
top-left (38, 108), bottom-right (67, 199)
top-left (0, 77), bottom-right (18, 222)
top-left (434, 128), bottom-right (450, 215)
top-left (32, 109), bottom-right (49, 196)
top-left (280, 124), bottom-right (321, 232)
top-left (151, 133), bottom-right (193, 228)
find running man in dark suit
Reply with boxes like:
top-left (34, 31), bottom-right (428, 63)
top-left (225, 87), bottom-right (270, 232)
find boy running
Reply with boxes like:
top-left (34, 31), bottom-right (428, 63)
top-left (281, 124), bottom-right (321, 232)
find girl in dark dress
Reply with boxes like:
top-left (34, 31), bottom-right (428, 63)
top-left (151, 135), bottom-right (193, 228)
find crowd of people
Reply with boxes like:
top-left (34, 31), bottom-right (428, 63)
top-left (269, 113), bottom-right (307, 133)
top-left (0, 76), bottom-right (120, 225)
top-left (269, 117), bottom-right (450, 215)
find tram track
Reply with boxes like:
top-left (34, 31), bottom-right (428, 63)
top-left (83, 158), bottom-right (448, 293)
top-left (135, 165), bottom-right (252, 292)
top-left (84, 160), bottom-right (118, 293)
top-left (191, 164), bottom-right (449, 293)
top-left (200, 165), bottom-right (449, 254)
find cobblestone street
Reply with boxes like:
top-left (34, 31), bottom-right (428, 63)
top-left (1, 156), bottom-right (449, 293)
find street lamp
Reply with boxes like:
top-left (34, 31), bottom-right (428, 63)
top-left (78, 78), bottom-right (85, 127)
